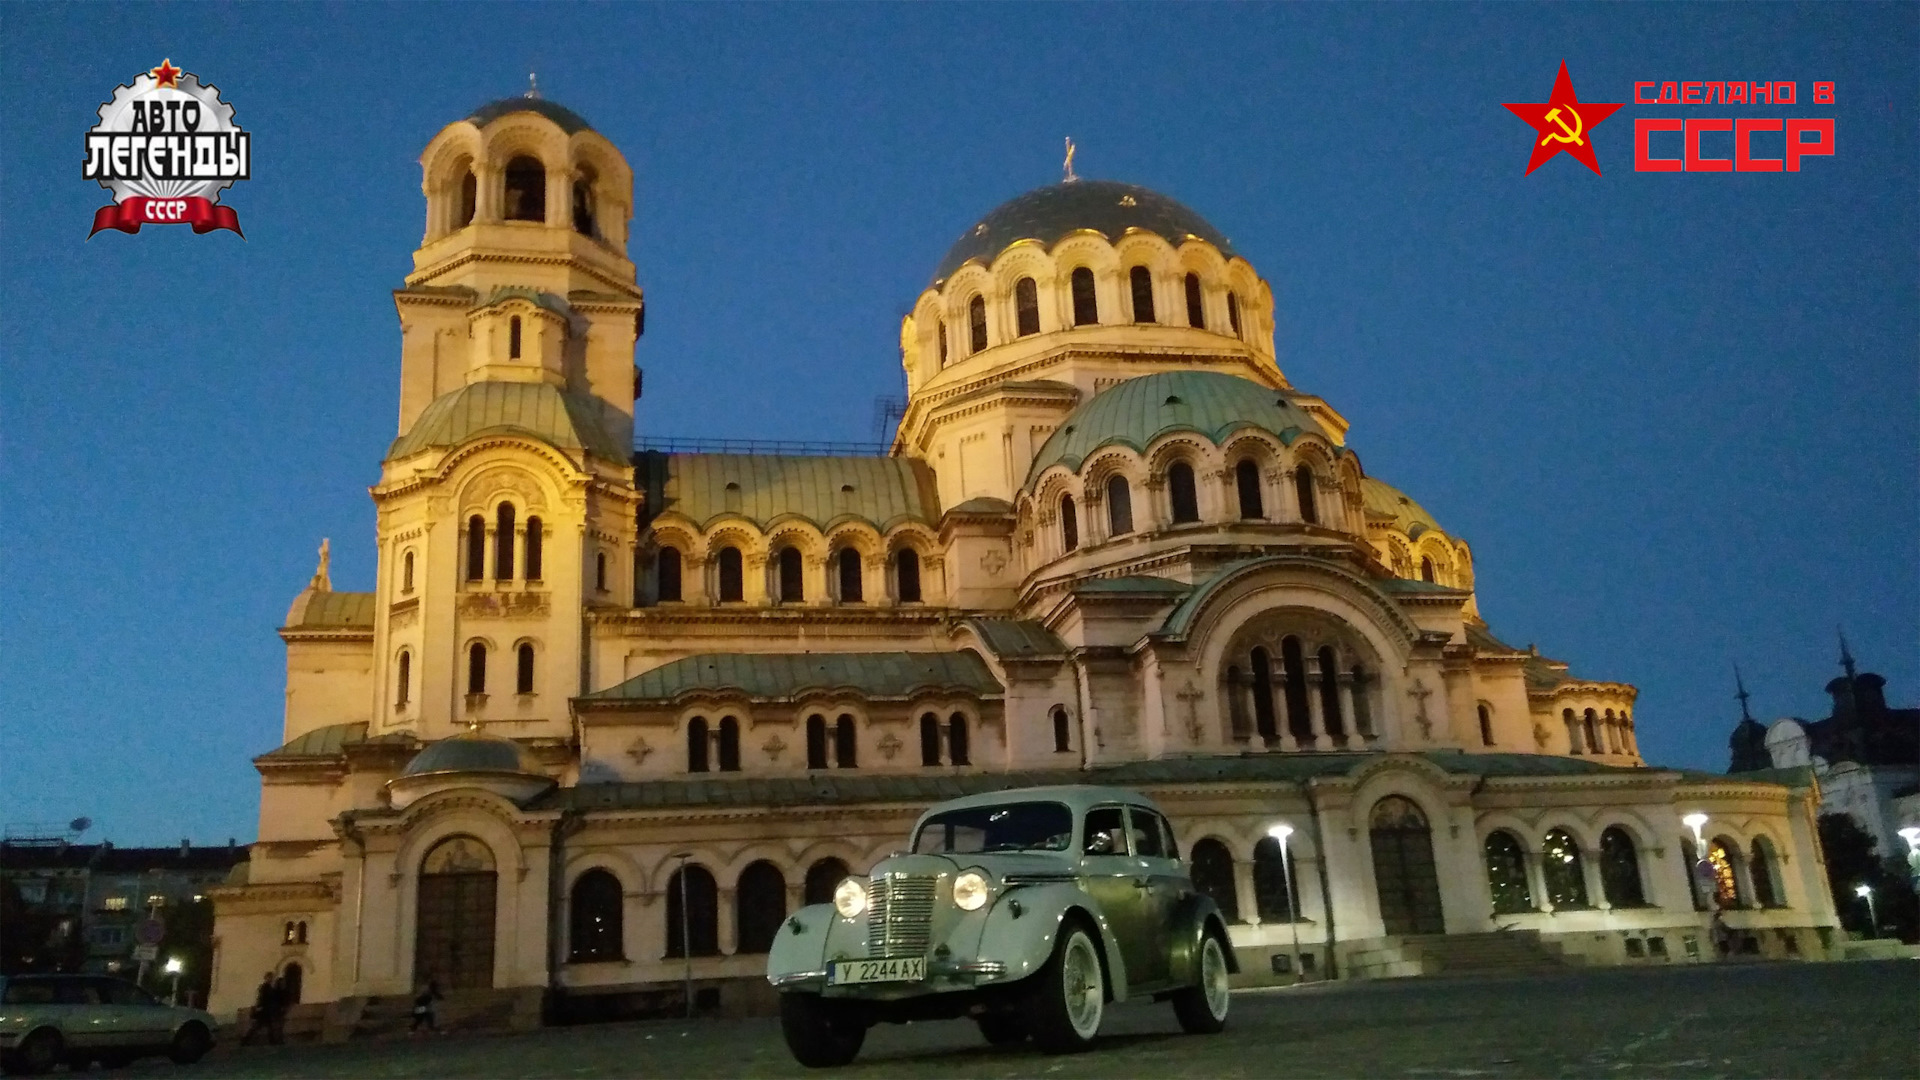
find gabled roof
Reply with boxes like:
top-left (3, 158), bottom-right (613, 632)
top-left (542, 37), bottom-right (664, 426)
top-left (579, 651), bottom-right (1003, 706)
top-left (639, 452), bottom-right (940, 532)
top-left (387, 381), bottom-right (629, 463)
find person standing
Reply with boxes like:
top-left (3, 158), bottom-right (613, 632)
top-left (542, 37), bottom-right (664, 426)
top-left (411, 976), bottom-right (442, 1034)
top-left (241, 972), bottom-right (276, 1045)
top-left (267, 972), bottom-right (289, 1045)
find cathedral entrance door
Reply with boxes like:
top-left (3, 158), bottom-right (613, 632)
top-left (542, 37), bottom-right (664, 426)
top-left (1369, 796), bottom-right (1445, 936)
top-left (414, 836), bottom-right (498, 990)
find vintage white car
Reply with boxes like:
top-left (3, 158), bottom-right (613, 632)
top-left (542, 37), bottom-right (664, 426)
top-left (0, 974), bottom-right (215, 1075)
top-left (766, 785), bottom-right (1236, 1066)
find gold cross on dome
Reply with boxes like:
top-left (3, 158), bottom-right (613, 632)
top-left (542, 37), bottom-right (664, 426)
top-left (1063, 137), bottom-right (1078, 183)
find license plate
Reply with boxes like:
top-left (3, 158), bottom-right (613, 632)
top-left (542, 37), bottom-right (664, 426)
top-left (830, 956), bottom-right (927, 985)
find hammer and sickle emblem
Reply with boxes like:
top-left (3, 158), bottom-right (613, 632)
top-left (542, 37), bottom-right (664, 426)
top-left (1539, 106), bottom-right (1585, 146)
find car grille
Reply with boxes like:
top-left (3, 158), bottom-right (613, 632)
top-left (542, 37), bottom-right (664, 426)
top-left (867, 873), bottom-right (937, 958)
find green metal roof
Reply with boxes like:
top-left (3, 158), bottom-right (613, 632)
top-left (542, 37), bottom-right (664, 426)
top-left (1363, 477), bottom-right (1446, 540)
top-left (1379, 578), bottom-right (1466, 597)
top-left (289, 592), bottom-right (376, 629)
top-left (1026, 371), bottom-right (1329, 483)
top-left (580, 651), bottom-right (1003, 705)
top-left (260, 722), bottom-right (370, 758)
top-left (1074, 575), bottom-right (1193, 597)
top-left (933, 180), bottom-right (1236, 284)
top-left (966, 619), bottom-right (1068, 660)
top-left (1464, 622), bottom-right (1526, 655)
top-left (639, 452), bottom-right (940, 532)
top-left (467, 97), bottom-right (593, 134)
top-left (387, 381), bottom-right (629, 463)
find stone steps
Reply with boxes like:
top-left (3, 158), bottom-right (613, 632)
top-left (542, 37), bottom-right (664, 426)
top-left (1348, 931), bottom-right (1574, 979)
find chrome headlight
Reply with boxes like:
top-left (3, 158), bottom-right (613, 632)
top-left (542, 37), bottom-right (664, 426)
top-left (952, 869), bottom-right (990, 912)
top-left (833, 877), bottom-right (868, 919)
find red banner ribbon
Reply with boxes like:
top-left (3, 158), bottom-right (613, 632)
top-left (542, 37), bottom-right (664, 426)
top-left (89, 196), bottom-right (243, 238)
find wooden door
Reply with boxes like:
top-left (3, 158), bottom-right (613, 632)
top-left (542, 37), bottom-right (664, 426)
top-left (1369, 796), bottom-right (1445, 936)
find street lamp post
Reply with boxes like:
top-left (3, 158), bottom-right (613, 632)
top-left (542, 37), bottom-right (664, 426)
top-left (670, 852), bottom-right (693, 1019)
top-left (1854, 884), bottom-right (1877, 940)
top-left (162, 957), bottom-right (183, 1007)
top-left (1267, 824), bottom-right (1301, 983)
top-left (1682, 812), bottom-right (1710, 910)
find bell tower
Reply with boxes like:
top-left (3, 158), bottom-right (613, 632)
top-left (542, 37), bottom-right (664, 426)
top-left (367, 93), bottom-right (645, 748)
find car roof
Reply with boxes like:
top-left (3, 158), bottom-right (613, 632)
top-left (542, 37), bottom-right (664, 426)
top-left (917, 784), bottom-right (1161, 818)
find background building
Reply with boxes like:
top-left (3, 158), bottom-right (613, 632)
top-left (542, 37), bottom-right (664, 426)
top-left (208, 94), bottom-right (1840, 1026)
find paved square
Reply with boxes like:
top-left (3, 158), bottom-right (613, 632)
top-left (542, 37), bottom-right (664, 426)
top-left (156, 961), bottom-right (1915, 1079)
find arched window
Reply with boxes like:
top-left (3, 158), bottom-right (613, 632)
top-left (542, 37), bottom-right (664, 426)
top-left (457, 169), bottom-right (476, 228)
top-left (1105, 475), bottom-right (1133, 536)
top-left (947, 713), bottom-right (970, 766)
top-left (805, 714), bottom-right (828, 770)
top-left (495, 503), bottom-right (516, 580)
top-left (716, 546), bottom-right (743, 602)
top-left (284, 921), bottom-right (297, 945)
top-left (1564, 708), bottom-right (1581, 754)
top-left (524, 517), bottom-right (543, 580)
top-left (509, 315), bottom-right (523, 359)
top-left (663, 864), bottom-right (718, 958)
top-left (836, 548), bottom-right (862, 603)
top-left (937, 319), bottom-right (948, 366)
top-left (1070, 267), bottom-right (1098, 325)
top-left (967, 294), bottom-right (987, 354)
top-left (282, 962), bottom-right (303, 1003)
top-left (735, 861), bottom-right (786, 954)
top-left (1227, 292), bottom-right (1242, 336)
top-left (467, 642), bottom-right (487, 694)
top-left (503, 156), bottom-right (546, 222)
top-left (777, 546), bottom-right (803, 602)
top-left (1059, 495), bottom-right (1079, 552)
top-left (466, 515), bottom-right (486, 581)
top-left (1485, 831), bottom-right (1533, 914)
top-left (1129, 266), bottom-right (1155, 322)
top-left (1293, 466), bottom-right (1318, 524)
top-left (1421, 557), bottom-right (1437, 583)
top-left (1189, 839), bottom-right (1239, 923)
top-left (1477, 703), bottom-right (1494, 746)
top-left (1681, 838), bottom-right (1706, 911)
top-left (1015, 276), bottom-right (1040, 336)
top-left (1707, 838), bottom-right (1742, 908)
top-left (657, 547), bottom-right (681, 602)
top-left (1317, 645), bottom-right (1344, 739)
top-left (402, 551), bottom-right (415, 593)
top-left (1749, 838), bottom-right (1781, 908)
top-left (717, 717), bottom-right (740, 772)
top-left (1253, 836), bottom-right (1300, 922)
top-left (571, 173), bottom-right (596, 237)
top-left (1235, 460), bottom-right (1264, 519)
top-left (804, 859), bottom-right (849, 906)
top-left (834, 714), bottom-right (858, 768)
top-left (396, 651), bottom-right (411, 707)
top-left (568, 869), bottom-right (623, 962)
top-left (595, 551), bottom-right (608, 593)
top-left (686, 717), bottom-right (709, 773)
top-left (1280, 636), bottom-right (1312, 743)
top-left (516, 643), bottom-right (535, 694)
top-left (1167, 462), bottom-right (1199, 524)
top-left (1249, 647), bottom-right (1278, 743)
top-left (1350, 663), bottom-right (1373, 737)
top-left (919, 713), bottom-right (941, 766)
top-left (1600, 827), bottom-right (1645, 908)
top-left (1583, 709), bottom-right (1601, 754)
top-left (1052, 706), bottom-right (1072, 752)
top-left (894, 548), bottom-right (922, 603)
top-left (1184, 272), bottom-right (1205, 328)
top-left (295, 923), bottom-right (307, 946)
top-left (1541, 829), bottom-right (1589, 908)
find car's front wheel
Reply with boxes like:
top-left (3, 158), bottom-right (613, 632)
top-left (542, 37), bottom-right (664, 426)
top-left (169, 1022), bottom-right (212, 1065)
top-left (2, 1029), bottom-right (63, 1076)
top-left (779, 993), bottom-right (866, 1068)
top-left (1171, 932), bottom-right (1231, 1034)
top-left (1027, 920), bottom-right (1105, 1054)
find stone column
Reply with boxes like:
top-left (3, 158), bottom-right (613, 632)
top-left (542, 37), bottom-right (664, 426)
top-left (1271, 674), bottom-right (1298, 752)
top-left (1232, 859), bottom-right (1258, 926)
top-left (1304, 661), bottom-right (1327, 749)
top-left (1583, 846), bottom-right (1608, 910)
top-left (1272, 467), bottom-right (1297, 522)
top-left (546, 167), bottom-right (571, 230)
top-left (475, 164), bottom-right (503, 224)
top-left (1336, 675), bottom-right (1358, 750)
top-left (1524, 851), bottom-right (1551, 913)
top-left (716, 888), bottom-right (737, 955)
top-left (484, 526), bottom-right (498, 581)
top-left (1142, 476), bottom-right (1166, 532)
top-left (744, 554), bottom-right (769, 605)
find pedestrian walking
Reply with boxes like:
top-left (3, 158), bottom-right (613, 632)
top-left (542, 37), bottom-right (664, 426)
top-left (267, 972), bottom-right (290, 1044)
top-left (240, 972), bottom-right (276, 1045)
top-left (411, 976), bottom-right (442, 1034)
top-left (1710, 910), bottom-right (1733, 959)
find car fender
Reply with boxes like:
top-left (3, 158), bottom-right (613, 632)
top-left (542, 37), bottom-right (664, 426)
top-left (980, 882), bottom-right (1131, 1002)
top-left (766, 902), bottom-right (861, 986)
top-left (1165, 891), bottom-right (1240, 985)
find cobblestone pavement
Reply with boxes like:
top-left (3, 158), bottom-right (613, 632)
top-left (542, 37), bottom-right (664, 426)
top-left (142, 961), bottom-right (1915, 1079)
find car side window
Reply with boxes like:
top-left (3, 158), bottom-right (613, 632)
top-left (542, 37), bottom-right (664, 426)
top-left (1128, 807), bottom-right (1166, 859)
top-left (2, 980), bottom-right (56, 1005)
top-left (1083, 806), bottom-right (1128, 856)
top-left (56, 978), bottom-right (102, 1005)
top-left (102, 979), bottom-right (155, 1006)
top-left (1157, 813), bottom-right (1181, 861)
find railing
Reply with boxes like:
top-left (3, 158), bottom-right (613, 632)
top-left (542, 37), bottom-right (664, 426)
top-left (634, 436), bottom-right (892, 457)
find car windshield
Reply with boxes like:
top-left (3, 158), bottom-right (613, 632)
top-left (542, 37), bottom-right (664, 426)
top-left (913, 801), bottom-right (1074, 854)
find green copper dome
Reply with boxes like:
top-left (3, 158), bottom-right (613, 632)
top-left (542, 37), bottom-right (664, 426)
top-left (1025, 371), bottom-right (1328, 484)
top-left (467, 97), bottom-right (593, 134)
top-left (387, 381), bottom-right (630, 463)
top-left (934, 180), bottom-right (1236, 285)
top-left (402, 730), bottom-right (542, 778)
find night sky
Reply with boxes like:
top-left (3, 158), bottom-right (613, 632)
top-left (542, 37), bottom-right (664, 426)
top-left (2, 4), bottom-right (1913, 845)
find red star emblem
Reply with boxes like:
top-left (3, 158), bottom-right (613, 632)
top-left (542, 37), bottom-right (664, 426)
top-left (1503, 61), bottom-right (1622, 176)
top-left (149, 59), bottom-right (182, 89)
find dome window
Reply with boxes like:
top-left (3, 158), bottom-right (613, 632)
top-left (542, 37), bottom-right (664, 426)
top-left (457, 170), bottom-right (476, 229)
top-left (1168, 462), bottom-right (1199, 524)
top-left (937, 319), bottom-right (948, 366)
top-left (1236, 460), bottom-right (1265, 519)
top-left (1420, 557), bottom-right (1436, 583)
top-left (836, 547), bottom-right (863, 603)
top-left (466, 515), bottom-right (486, 581)
top-left (1184, 273), bottom-right (1205, 329)
top-left (503, 156), bottom-right (546, 222)
top-left (1293, 466), bottom-right (1318, 525)
top-left (716, 547), bottom-right (743, 602)
top-left (1070, 267), bottom-right (1098, 326)
top-left (1015, 277), bottom-right (1040, 337)
top-left (495, 503), bottom-right (516, 580)
top-left (1227, 292), bottom-right (1243, 336)
top-left (894, 548), bottom-right (922, 603)
top-left (1129, 266), bottom-right (1156, 323)
top-left (777, 546), bottom-right (804, 603)
top-left (1059, 495), bottom-right (1079, 552)
top-left (524, 517), bottom-right (543, 580)
top-left (1105, 476), bottom-right (1133, 537)
top-left (656, 547), bottom-right (682, 603)
top-left (509, 316), bottom-right (522, 359)
top-left (572, 171), bottom-right (597, 237)
top-left (967, 295), bottom-right (987, 354)
top-left (1163, 396), bottom-right (1184, 407)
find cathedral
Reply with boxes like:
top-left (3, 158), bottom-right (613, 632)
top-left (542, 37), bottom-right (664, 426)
top-left (207, 95), bottom-right (1841, 1022)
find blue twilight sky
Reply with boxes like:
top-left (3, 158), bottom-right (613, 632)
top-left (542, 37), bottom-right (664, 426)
top-left (1, 4), bottom-right (1914, 845)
